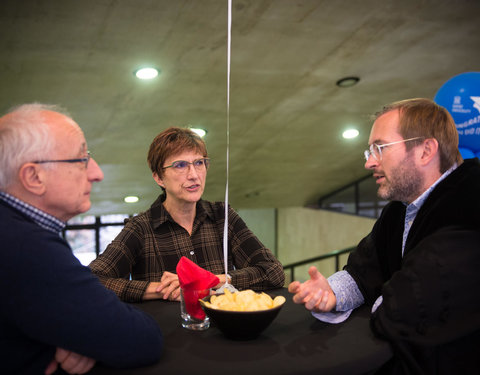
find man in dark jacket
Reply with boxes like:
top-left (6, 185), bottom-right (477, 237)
top-left (289, 98), bottom-right (480, 374)
top-left (0, 104), bottom-right (163, 374)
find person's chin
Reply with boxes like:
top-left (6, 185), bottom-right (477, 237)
top-left (78, 201), bottom-right (92, 214)
top-left (376, 186), bottom-right (388, 201)
top-left (185, 192), bottom-right (202, 202)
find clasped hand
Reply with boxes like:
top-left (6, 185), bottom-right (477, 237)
top-left (144, 271), bottom-right (181, 301)
top-left (145, 271), bottom-right (233, 301)
top-left (288, 266), bottom-right (337, 313)
top-left (45, 348), bottom-right (95, 375)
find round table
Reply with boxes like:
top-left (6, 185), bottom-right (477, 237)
top-left (90, 288), bottom-right (392, 375)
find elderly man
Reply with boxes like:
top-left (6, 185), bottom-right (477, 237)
top-left (289, 98), bottom-right (480, 374)
top-left (0, 104), bottom-right (163, 374)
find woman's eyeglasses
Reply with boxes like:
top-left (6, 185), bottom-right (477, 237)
top-left (162, 158), bottom-right (210, 173)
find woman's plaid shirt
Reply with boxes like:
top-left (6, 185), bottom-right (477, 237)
top-left (89, 196), bottom-right (285, 302)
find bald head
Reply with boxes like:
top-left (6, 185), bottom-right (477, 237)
top-left (0, 103), bottom-right (103, 221)
top-left (0, 104), bottom-right (81, 190)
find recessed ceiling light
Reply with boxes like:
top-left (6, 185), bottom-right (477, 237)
top-left (336, 76), bottom-right (360, 88)
top-left (134, 67), bottom-right (159, 80)
top-left (190, 128), bottom-right (207, 138)
top-left (342, 129), bottom-right (359, 139)
top-left (124, 196), bottom-right (139, 203)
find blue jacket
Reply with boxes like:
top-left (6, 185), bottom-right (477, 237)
top-left (0, 200), bottom-right (163, 374)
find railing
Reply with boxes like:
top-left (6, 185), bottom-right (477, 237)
top-left (282, 246), bottom-right (355, 282)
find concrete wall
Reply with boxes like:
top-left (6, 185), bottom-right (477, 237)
top-left (277, 207), bottom-right (375, 282)
top-left (237, 208), bottom-right (277, 256)
top-left (238, 207), bottom-right (375, 285)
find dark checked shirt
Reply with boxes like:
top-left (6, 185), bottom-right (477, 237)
top-left (89, 195), bottom-right (285, 302)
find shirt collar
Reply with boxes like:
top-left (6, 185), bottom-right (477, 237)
top-left (0, 191), bottom-right (65, 233)
top-left (406, 162), bottom-right (458, 211)
top-left (150, 194), bottom-right (214, 229)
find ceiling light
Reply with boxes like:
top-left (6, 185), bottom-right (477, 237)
top-left (190, 128), bottom-right (207, 137)
top-left (336, 76), bottom-right (360, 88)
top-left (124, 196), bottom-right (139, 203)
top-left (342, 129), bottom-right (359, 139)
top-left (134, 67), bottom-right (159, 80)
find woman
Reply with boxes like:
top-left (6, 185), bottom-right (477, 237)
top-left (89, 127), bottom-right (285, 302)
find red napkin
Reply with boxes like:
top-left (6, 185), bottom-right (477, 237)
top-left (176, 257), bottom-right (219, 320)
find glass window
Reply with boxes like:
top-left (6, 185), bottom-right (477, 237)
top-left (66, 229), bottom-right (96, 266)
top-left (317, 175), bottom-right (388, 219)
top-left (67, 215), bottom-right (95, 225)
top-left (357, 177), bottom-right (388, 218)
top-left (64, 214), bottom-right (129, 262)
top-left (100, 225), bottom-right (124, 254)
top-left (318, 185), bottom-right (356, 215)
top-left (101, 214), bottom-right (128, 224)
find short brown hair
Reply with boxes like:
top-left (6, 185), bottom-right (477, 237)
top-left (375, 98), bottom-right (461, 173)
top-left (147, 127), bottom-right (208, 177)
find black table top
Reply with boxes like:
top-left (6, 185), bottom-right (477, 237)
top-left (90, 289), bottom-right (392, 375)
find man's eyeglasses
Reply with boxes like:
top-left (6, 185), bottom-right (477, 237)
top-left (33, 151), bottom-right (91, 168)
top-left (162, 158), bottom-right (210, 173)
top-left (364, 137), bottom-right (423, 161)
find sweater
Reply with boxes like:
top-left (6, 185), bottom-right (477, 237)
top-left (0, 199), bottom-right (163, 374)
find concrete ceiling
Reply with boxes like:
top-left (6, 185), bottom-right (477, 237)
top-left (1, 0), bottom-right (479, 216)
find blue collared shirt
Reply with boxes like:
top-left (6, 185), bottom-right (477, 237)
top-left (0, 191), bottom-right (65, 233)
top-left (313, 164), bottom-right (457, 323)
top-left (401, 164), bottom-right (456, 255)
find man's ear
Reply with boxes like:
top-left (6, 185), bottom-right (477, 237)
top-left (152, 172), bottom-right (165, 188)
top-left (419, 138), bottom-right (439, 166)
top-left (18, 163), bottom-right (47, 195)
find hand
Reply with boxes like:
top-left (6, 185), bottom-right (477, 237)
top-left (45, 348), bottom-right (95, 375)
top-left (143, 272), bottom-right (181, 301)
top-left (213, 273), bottom-right (231, 288)
top-left (288, 266), bottom-right (336, 313)
top-left (158, 271), bottom-right (181, 300)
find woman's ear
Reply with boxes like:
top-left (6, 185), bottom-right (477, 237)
top-left (18, 163), bottom-right (47, 195)
top-left (152, 172), bottom-right (165, 188)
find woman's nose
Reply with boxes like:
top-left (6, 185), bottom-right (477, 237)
top-left (186, 164), bottom-right (200, 178)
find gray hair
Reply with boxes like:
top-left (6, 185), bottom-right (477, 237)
top-left (0, 103), bottom-right (71, 190)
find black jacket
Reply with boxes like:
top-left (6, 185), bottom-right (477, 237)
top-left (345, 158), bottom-right (480, 374)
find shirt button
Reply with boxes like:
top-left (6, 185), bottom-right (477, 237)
top-left (190, 251), bottom-right (194, 255)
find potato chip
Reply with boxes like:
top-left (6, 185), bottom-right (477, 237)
top-left (202, 289), bottom-right (285, 312)
top-left (273, 295), bottom-right (286, 307)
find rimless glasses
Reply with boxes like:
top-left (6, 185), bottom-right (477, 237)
top-left (364, 137), bottom-right (423, 161)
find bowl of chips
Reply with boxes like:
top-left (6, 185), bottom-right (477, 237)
top-left (200, 289), bottom-right (286, 340)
